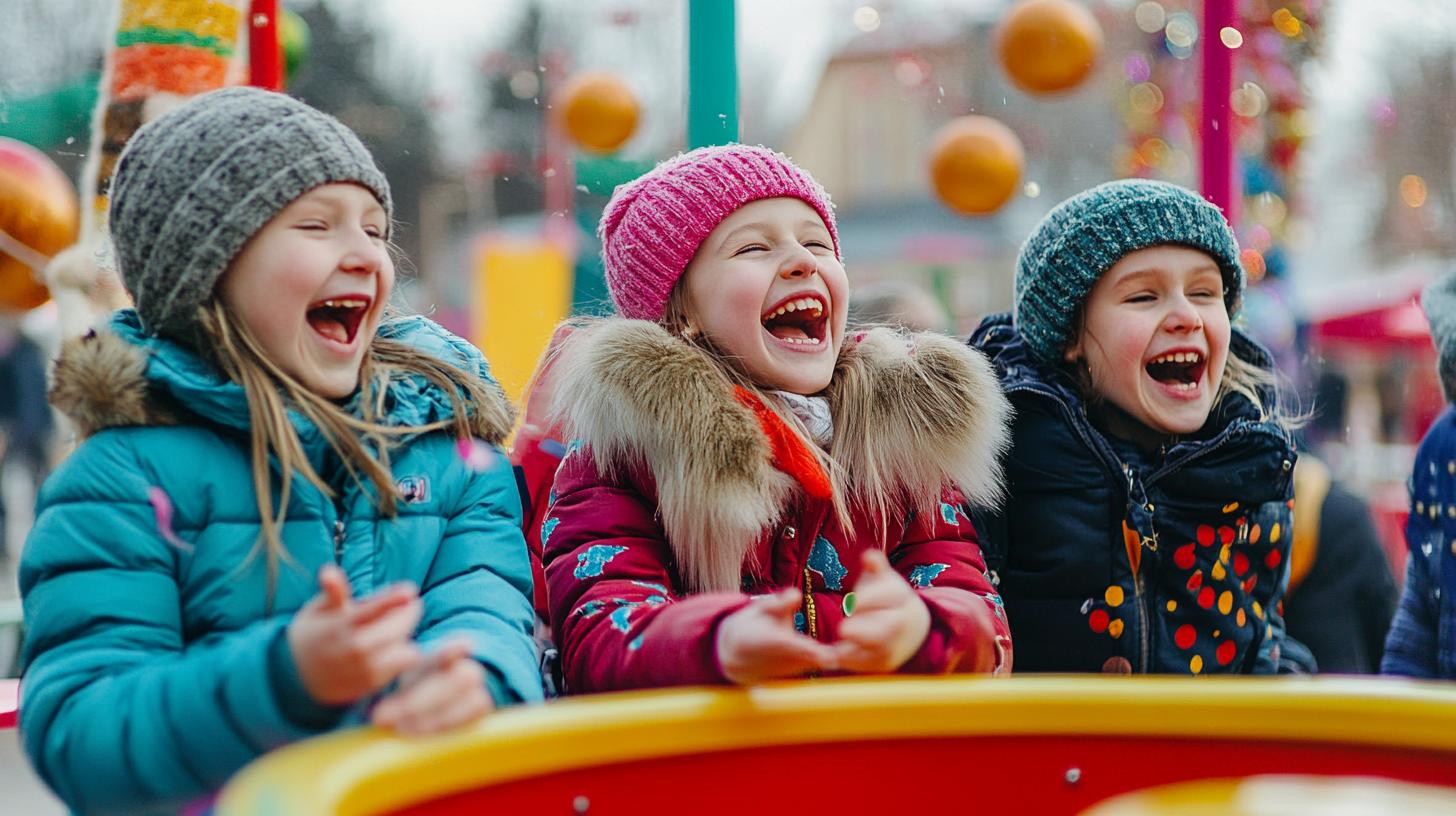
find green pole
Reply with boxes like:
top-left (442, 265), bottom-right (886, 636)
top-left (687, 0), bottom-right (739, 148)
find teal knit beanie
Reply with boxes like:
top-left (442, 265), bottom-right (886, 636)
top-left (1013, 178), bottom-right (1244, 364)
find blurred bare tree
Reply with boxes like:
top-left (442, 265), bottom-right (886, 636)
top-left (0, 0), bottom-right (109, 94)
top-left (1370, 46), bottom-right (1456, 262)
top-left (287, 1), bottom-right (443, 274)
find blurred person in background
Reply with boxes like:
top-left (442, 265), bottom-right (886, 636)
top-left (1283, 454), bottom-right (1397, 674)
top-left (1384, 272), bottom-right (1456, 678)
top-left (0, 315), bottom-right (52, 566)
top-left (1241, 278), bottom-right (1397, 674)
top-left (848, 280), bottom-right (952, 334)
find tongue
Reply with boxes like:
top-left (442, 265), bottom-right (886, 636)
top-left (309, 314), bottom-right (350, 344)
top-left (767, 323), bottom-right (810, 341)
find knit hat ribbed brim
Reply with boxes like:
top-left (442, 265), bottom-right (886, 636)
top-left (109, 86), bottom-right (391, 339)
top-left (1013, 178), bottom-right (1244, 364)
top-left (599, 144), bottom-right (838, 322)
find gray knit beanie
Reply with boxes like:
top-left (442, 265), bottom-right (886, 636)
top-left (1013, 178), bottom-right (1244, 364)
top-left (109, 86), bottom-right (392, 339)
top-left (1423, 273), bottom-right (1456, 403)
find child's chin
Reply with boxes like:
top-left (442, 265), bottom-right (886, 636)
top-left (760, 367), bottom-right (833, 396)
top-left (1150, 408), bottom-right (1212, 437)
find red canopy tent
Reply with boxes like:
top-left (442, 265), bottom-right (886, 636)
top-left (1304, 272), bottom-right (1443, 580)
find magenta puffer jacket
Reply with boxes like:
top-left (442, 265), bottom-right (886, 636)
top-left (541, 320), bottom-right (1014, 693)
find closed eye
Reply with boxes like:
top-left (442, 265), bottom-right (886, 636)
top-left (732, 244), bottom-right (768, 256)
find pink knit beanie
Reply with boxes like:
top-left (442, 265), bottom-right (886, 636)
top-left (599, 144), bottom-right (840, 321)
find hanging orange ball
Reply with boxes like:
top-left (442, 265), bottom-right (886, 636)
top-left (0, 138), bottom-right (77, 311)
top-left (928, 116), bottom-right (1025, 216)
top-left (996, 0), bottom-right (1104, 95)
top-left (554, 72), bottom-right (640, 155)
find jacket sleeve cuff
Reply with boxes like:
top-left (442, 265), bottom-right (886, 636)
top-left (899, 589), bottom-right (1002, 675)
top-left (266, 625), bottom-right (349, 731)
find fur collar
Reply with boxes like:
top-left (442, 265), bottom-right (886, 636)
top-left (549, 319), bottom-right (1011, 592)
top-left (50, 328), bottom-right (180, 438)
top-left (49, 323), bottom-right (513, 444)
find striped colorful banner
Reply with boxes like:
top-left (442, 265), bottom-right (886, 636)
top-left (82, 0), bottom-right (246, 236)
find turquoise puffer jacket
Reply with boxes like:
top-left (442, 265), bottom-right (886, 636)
top-left (19, 310), bottom-right (540, 815)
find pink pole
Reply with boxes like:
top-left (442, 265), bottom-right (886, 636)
top-left (1200, 0), bottom-right (1237, 222)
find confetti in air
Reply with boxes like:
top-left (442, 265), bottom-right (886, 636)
top-left (456, 437), bottom-right (498, 472)
top-left (147, 486), bottom-right (192, 551)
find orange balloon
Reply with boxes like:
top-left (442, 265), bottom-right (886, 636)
top-left (928, 116), bottom-right (1025, 216)
top-left (996, 0), bottom-right (1104, 95)
top-left (554, 72), bottom-right (640, 155)
top-left (0, 138), bottom-right (77, 311)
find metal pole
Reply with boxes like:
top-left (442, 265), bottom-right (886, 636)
top-left (1200, 0), bottom-right (1236, 221)
top-left (687, 0), bottom-right (739, 148)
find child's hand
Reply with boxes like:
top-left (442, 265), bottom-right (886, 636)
top-left (716, 589), bottom-right (839, 684)
top-left (371, 639), bottom-right (494, 736)
top-left (832, 550), bottom-right (931, 673)
top-left (288, 565), bottom-right (423, 705)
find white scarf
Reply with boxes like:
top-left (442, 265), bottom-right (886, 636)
top-left (774, 390), bottom-right (834, 446)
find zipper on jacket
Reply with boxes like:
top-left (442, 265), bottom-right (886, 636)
top-left (332, 519), bottom-right (346, 562)
top-left (1134, 562), bottom-right (1150, 673)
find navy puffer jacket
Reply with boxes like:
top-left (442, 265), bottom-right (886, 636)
top-left (970, 313), bottom-right (1296, 674)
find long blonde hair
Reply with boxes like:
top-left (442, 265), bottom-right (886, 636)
top-left (198, 300), bottom-right (513, 598)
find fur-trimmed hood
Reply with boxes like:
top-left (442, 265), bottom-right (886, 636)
top-left (50, 309), bottom-right (512, 443)
top-left (548, 318), bottom-right (1011, 592)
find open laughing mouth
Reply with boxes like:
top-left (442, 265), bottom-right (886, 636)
top-left (760, 294), bottom-right (829, 347)
top-left (1145, 350), bottom-right (1206, 394)
top-left (306, 296), bottom-right (371, 346)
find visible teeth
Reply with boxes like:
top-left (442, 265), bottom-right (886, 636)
top-left (320, 298), bottom-right (367, 309)
top-left (765, 297), bottom-right (824, 320)
top-left (1151, 351), bottom-right (1202, 365)
top-left (780, 336), bottom-right (822, 345)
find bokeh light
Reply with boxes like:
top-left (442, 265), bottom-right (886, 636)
top-left (1241, 248), bottom-right (1267, 282)
top-left (1400, 174), bottom-right (1428, 208)
top-left (1136, 136), bottom-right (1171, 167)
top-left (1249, 191), bottom-right (1288, 226)
top-left (1164, 12), bottom-right (1197, 48)
top-left (894, 56), bottom-right (929, 87)
top-left (1129, 81), bottom-right (1165, 115)
top-left (1124, 52), bottom-right (1151, 84)
top-left (508, 70), bottom-right (540, 100)
top-left (1219, 26), bottom-right (1243, 49)
top-left (1272, 8), bottom-right (1302, 38)
top-left (853, 6), bottom-right (881, 32)
top-left (1134, 1), bottom-right (1166, 34)
top-left (1230, 81), bottom-right (1268, 118)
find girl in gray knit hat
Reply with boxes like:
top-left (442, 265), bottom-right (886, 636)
top-left (969, 178), bottom-right (1302, 676)
top-left (18, 87), bottom-right (541, 815)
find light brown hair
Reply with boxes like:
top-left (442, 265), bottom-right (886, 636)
top-left (199, 300), bottom-right (512, 601)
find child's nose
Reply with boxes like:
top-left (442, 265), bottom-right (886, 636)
top-left (340, 235), bottom-right (384, 274)
top-left (778, 246), bottom-right (818, 279)
top-left (1164, 297), bottom-right (1204, 332)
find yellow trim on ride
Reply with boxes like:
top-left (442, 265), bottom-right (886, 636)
top-left (217, 676), bottom-right (1456, 816)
